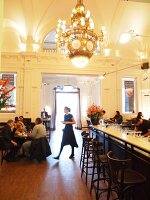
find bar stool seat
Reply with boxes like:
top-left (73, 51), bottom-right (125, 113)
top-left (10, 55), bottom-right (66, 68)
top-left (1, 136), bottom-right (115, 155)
top-left (118, 168), bottom-right (146, 185)
top-left (97, 154), bottom-right (108, 163)
top-left (107, 151), bottom-right (147, 200)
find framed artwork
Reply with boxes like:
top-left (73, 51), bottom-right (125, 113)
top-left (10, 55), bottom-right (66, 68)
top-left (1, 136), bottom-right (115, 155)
top-left (122, 78), bottom-right (136, 113)
top-left (0, 73), bottom-right (16, 112)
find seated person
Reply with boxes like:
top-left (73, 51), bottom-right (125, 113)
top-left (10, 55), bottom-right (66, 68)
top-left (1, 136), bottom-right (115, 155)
top-left (110, 111), bottom-right (123, 124)
top-left (14, 121), bottom-right (26, 136)
top-left (18, 116), bottom-right (31, 131)
top-left (136, 112), bottom-right (143, 121)
top-left (1, 120), bottom-right (18, 161)
top-left (101, 110), bottom-right (109, 122)
top-left (12, 121), bottom-right (28, 146)
top-left (19, 116), bottom-right (24, 123)
top-left (132, 118), bottom-right (150, 137)
top-left (14, 116), bottom-right (19, 130)
top-left (22, 117), bottom-right (47, 158)
top-left (19, 116), bottom-right (28, 127)
top-left (41, 108), bottom-right (48, 119)
top-left (14, 116), bottom-right (19, 124)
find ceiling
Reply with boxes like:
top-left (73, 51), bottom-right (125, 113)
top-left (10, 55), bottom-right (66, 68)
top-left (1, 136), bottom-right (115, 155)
top-left (2, 0), bottom-right (150, 68)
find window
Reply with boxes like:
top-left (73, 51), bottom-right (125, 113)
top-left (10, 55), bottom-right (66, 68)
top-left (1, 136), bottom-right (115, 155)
top-left (122, 78), bottom-right (136, 113)
top-left (0, 73), bottom-right (16, 112)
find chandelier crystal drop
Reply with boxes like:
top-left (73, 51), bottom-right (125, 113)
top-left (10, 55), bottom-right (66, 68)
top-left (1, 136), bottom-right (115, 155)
top-left (56, 0), bottom-right (104, 68)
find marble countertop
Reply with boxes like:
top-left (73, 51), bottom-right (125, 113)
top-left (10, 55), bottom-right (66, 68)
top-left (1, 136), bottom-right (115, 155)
top-left (93, 125), bottom-right (150, 153)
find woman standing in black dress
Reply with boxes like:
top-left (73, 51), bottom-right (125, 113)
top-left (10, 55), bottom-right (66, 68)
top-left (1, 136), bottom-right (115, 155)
top-left (54, 106), bottom-right (78, 159)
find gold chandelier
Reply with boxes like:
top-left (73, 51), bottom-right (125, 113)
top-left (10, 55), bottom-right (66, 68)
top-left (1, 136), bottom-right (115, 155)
top-left (55, 0), bottom-right (104, 68)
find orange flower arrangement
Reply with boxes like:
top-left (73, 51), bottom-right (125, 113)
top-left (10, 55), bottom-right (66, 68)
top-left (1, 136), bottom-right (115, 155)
top-left (0, 77), bottom-right (15, 110)
top-left (87, 103), bottom-right (104, 124)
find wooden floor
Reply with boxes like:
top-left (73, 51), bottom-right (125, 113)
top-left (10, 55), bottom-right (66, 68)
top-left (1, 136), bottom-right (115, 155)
top-left (0, 128), bottom-right (112, 200)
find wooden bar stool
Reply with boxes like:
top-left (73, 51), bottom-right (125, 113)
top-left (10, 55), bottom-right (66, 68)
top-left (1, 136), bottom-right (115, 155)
top-left (107, 151), bottom-right (147, 200)
top-left (90, 140), bottom-right (109, 200)
top-left (80, 131), bottom-right (91, 168)
top-left (81, 136), bottom-right (95, 184)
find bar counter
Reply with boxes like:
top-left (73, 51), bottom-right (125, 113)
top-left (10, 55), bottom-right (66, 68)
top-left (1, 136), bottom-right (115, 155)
top-left (93, 125), bottom-right (150, 154)
top-left (91, 125), bottom-right (150, 200)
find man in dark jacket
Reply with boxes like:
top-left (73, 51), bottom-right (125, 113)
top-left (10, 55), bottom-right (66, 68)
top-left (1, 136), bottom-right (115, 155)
top-left (1, 119), bottom-right (18, 161)
top-left (41, 108), bottom-right (49, 130)
top-left (41, 108), bottom-right (48, 119)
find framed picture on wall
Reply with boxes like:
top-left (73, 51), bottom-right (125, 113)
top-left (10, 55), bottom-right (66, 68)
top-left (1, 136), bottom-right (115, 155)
top-left (122, 78), bottom-right (136, 113)
top-left (0, 73), bottom-right (16, 112)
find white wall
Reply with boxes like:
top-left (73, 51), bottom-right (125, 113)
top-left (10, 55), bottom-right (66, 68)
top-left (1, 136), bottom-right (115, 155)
top-left (0, 52), bottom-right (147, 122)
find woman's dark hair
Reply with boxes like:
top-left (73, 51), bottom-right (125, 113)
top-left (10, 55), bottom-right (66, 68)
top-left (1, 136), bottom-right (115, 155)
top-left (64, 106), bottom-right (71, 112)
top-left (116, 111), bottom-right (120, 115)
top-left (137, 112), bottom-right (142, 120)
top-left (19, 116), bottom-right (24, 119)
top-left (7, 119), bottom-right (14, 124)
top-left (35, 117), bottom-right (42, 124)
top-left (15, 116), bottom-right (18, 122)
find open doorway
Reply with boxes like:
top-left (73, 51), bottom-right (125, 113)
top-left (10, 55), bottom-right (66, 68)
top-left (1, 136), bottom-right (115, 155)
top-left (55, 86), bottom-right (81, 130)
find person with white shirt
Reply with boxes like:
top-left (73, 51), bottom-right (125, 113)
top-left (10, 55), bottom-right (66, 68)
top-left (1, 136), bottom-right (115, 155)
top-left (22, 118), bottom-right (46, 157)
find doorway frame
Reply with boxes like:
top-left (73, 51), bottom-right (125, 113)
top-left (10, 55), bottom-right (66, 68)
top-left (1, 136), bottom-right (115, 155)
top-left (54, 87), bottom-right (82, 130)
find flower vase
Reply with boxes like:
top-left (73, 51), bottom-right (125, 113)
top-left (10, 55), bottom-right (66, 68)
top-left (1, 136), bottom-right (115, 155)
top-left (91, 117), bottom-right (99, 125)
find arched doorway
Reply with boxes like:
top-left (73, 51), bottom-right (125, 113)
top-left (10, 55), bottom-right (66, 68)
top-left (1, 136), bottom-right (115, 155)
top-left (52, 85), bottom-right (81, 130)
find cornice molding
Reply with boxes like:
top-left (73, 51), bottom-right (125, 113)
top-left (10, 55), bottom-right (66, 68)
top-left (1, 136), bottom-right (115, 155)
top-left (2, 52), bottom-right (139, 64)
top-left (1, 52), bottom-right (143, 75)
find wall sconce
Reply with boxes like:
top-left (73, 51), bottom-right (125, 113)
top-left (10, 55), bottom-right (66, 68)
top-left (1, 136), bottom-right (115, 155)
top-left (33, 43), bottom-right (39, 52)
top-left (139, 52), bottom-right (147, 60)
top-left (119, 32), bottom-right (131, 44)
top-left (104, 48), bottom-right (110, 57)
top-left (98, 73), bottom-right (106, 80)
top-left (20, 43), bottom-right (26, 52)
top-left (119, 30), bottom-right (150, 44)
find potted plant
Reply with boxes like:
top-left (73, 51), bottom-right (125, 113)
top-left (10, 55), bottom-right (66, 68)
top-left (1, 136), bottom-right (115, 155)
top-left (87, 103), bottom-right (104, 125)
